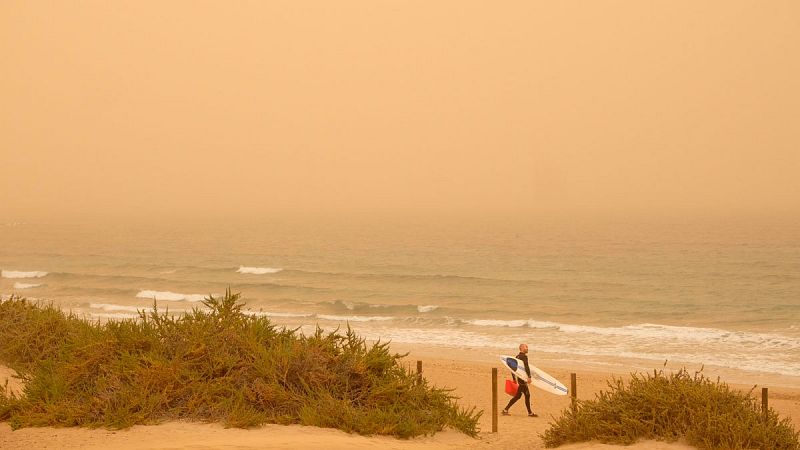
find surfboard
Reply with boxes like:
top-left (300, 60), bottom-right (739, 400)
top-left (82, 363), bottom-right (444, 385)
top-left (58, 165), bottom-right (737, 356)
top-left (498, 355), bottom-right (569, 396)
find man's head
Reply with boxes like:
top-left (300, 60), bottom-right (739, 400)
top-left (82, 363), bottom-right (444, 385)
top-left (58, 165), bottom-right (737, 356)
top-left (519, 343), bottom-right (528, 354)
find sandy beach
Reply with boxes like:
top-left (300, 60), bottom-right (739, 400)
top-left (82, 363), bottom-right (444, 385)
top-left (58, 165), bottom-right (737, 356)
top-left (2, 344), bottom-right (798, 450)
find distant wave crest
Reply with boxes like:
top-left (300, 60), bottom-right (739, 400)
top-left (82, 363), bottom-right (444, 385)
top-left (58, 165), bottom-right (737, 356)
top-left (2, 270), bottom-right (48, 279)
top-left (461, 319), bottom-right (799, 348)
top-left (329, 300), bottom-right (441, 315)
top-left (13, 282), bottom-right (42, 289)
top-left (91, 302), bottom-right (194, 313)
top-left (243, 310), bottom-right (313, 318)
top-left (91, 303), bottom-right (146, 313)
top-left (89, 312), bottom-right (140, 320)
top-left (317, 314), bottom-right (395, 322)
top-left (135, 290), bottom-right (209, 302)
top-left (463, 318), bottom-right (558, 329)
top-left (237, 266), bottom-right (283, 275)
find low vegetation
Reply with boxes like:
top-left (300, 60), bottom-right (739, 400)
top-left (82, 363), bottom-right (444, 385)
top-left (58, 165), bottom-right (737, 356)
top-left (541, 367), bottom-right (799, 449)
top-left (0, 292), bottom-right (480, 438)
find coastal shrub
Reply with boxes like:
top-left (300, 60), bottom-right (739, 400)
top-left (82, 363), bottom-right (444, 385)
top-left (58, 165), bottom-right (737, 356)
top-left (541, 368), bottom-right (799, 449)
top-left (0, 293), bottom-right (480, 438)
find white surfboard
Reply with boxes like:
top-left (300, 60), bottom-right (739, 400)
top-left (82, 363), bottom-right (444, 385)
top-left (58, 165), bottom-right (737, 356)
top-left (498, 355), bottom-right (569, 396)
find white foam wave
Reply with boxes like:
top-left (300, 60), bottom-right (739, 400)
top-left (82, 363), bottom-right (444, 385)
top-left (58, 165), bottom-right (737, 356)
top-left (243, 310), bottom-right (314, 318)
top-left (2, 270), bottom-right (48, 279)
top-left (13, 282), bottom-right (42, 289)
top-left (331, 301), bottom-right (392, 311)
top-left (464, 319), bottom-right (559, 329)
top-left (465, 319), bottom-right (526, 327)
top-left (558, 323), bottom-right (799, 348)
top-left (237, 266), bottom-right (283, 274)
top-left (91, 303), bottom-right (145, 313)
top-left (316, 314), bottom-right (395, 322)
top-left (338, 326), bottom-right (511, 350)
top-left (461, 319), bottom-right (800, 349)
top-left (536, 344), bottom-right (800, 378)
top-left (417, 305), bottom-right (439, 313)
top-left (91, 302), bottom-right (195, 313)
top-left (88, 312), bottom-right (140, 320)
top-left (297, 320), bottom-right (800, 378)
top-left (135, 290), bottom-right (209, 302)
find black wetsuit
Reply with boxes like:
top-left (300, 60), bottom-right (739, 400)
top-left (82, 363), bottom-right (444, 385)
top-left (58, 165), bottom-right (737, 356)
top-left (504, 352), bottom-right (532, 414)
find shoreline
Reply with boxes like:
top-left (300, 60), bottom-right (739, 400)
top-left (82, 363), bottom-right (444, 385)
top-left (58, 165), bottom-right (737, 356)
top-left (3, 294), bottom-right (797, 388)
top-left (2, 342), bottom-right (799, 449)
top-left (391, 344), bottom-right (800, 438)
top-left (387, 341), bottom-right (800, 390)
top-left (2, 293), bottom-right (797, 385)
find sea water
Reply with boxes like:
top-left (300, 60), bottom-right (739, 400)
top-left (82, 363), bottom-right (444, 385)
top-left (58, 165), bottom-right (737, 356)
top-left (1, 215), bottom-right (798, 380)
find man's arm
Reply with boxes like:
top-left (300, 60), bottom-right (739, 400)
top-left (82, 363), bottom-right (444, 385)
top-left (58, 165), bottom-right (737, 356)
top-left (522, 354), bottom-right (532, 380)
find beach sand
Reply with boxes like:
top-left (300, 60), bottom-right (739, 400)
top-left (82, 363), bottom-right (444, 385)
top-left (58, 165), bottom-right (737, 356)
top-left (1, 345), bottom-right (798, 450)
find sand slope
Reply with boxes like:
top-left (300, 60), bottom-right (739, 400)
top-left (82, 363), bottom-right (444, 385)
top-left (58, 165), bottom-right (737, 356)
top-left (0, 421), bottom-right (698, 450)
top-left (3, 354), bottom-right (798, 449)
top-left (0, 366), bottom-right (23, 397)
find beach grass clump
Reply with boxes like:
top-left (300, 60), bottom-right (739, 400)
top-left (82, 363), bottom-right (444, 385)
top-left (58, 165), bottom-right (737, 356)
top-left (541, 368), bottom-right (799, 449)
top-left (0, 292), bottom-right (480, 438)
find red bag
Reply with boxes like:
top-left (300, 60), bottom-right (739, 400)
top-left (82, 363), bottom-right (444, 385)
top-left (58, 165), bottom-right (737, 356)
top-left (505, 379), bottom-right (519, 396)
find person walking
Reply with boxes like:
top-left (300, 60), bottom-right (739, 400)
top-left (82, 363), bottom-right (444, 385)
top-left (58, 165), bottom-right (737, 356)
top-left (502, 343), bottom-right (537, 417)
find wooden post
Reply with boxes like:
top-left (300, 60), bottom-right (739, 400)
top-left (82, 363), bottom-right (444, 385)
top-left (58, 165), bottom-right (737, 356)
top-left (416, 360), bottom-right (422, 384)
top-left (570, 373), bottom-right (577, 412)
top-left (762, 387), bottom-right (768, 420)
top-left (492, 367), bottom-right (498, 433)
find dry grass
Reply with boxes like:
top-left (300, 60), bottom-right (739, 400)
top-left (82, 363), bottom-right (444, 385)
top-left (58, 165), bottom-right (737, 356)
top-left (541, 367), bottom-right (799, 449)
top-left (0, 292), bottom-right (480, 438)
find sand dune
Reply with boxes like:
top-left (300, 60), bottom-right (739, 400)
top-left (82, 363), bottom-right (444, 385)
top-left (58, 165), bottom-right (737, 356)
top-left (0, 421), bottom-right (697, 450)
top-left (0, 366), bottom-right (22, 397)
top-left (2, 349), bottom-right (798, 449)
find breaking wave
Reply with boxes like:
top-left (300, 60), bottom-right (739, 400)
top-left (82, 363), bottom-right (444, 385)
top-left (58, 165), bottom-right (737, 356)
top-left (237, 266), bottom-right (283, 274)
top-left (316, 314), bottom-right (395, 322)
top-left (462, 318), bottom-right (558, 329)
top-left (243, 310), bottom-right (314, 318)
top-left (91, 303), bottom-right (148, 313)
top-left (13, 282), bottom-right (42, 289)
top-left (88, 312), bottom-right (140, 320)
top-left (135, 290), bottom-right (210, 302)
top-left (328, 300), bottom-right (442, 315)
top-left (2, 270), bottom-right (48, 279)
top-left (460, 319), bottom-right (800, 348)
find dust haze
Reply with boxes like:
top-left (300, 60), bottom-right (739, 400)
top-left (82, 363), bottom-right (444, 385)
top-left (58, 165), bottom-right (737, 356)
top-left (2, 1), bottom-right (799, 222)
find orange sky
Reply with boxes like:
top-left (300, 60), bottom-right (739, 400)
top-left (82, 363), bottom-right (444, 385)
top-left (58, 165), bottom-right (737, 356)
top-left (1, 1), bottom-right (798, 221)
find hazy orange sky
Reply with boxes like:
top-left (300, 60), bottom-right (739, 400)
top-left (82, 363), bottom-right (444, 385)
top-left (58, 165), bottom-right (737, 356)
top-left (1, 1), bottom-right (798, 221)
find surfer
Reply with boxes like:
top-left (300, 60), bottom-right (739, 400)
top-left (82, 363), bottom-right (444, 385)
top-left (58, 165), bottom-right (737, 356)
top-left (502, 343), bottom-right (537, 417)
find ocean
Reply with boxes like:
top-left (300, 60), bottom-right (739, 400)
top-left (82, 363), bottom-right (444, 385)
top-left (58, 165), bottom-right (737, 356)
top-left (1, 215), bottom-right (798, 380)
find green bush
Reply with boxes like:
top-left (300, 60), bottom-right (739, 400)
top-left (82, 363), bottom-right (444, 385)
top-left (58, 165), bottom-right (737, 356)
top-left (0, 292), bottom-right (480, 437)
top-left (541, 368), bottom-right (799, 449)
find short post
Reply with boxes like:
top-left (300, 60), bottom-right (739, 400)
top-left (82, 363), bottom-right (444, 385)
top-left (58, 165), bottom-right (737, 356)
top-left (762, 387), bottom-right (768, 420)
top-left (570, 373), bottom-right (577, 412)
top-left (492, 367), bottom-right (498, 433)
top-left (416, 360), bottom-right (422, 383)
